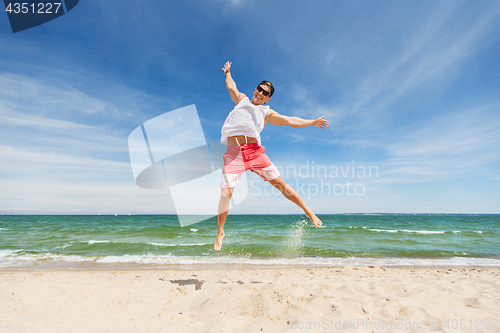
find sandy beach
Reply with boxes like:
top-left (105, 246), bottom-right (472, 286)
top-left (1, 266), bottom-right (499, 332)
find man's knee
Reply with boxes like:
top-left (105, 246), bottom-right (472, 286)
top-left (220, 188), bottom-right (233, 201)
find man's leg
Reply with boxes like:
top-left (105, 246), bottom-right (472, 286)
top-left (214, 187), bottom-right (234, 251)
top-left (268, 177), bottom-right (323, 227)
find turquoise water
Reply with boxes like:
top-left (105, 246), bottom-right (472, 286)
top-left (0, 214), bottom-right (499, 269)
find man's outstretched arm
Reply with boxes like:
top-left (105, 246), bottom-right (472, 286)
top-left (265, 110), bottom-right (329, 129)
top-left (222, 61), bottom-right (246, 104)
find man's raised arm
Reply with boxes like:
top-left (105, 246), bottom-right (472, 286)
top-left (222, 61), bottom-right (246, 104)
top-left (265, 110), bottom-right (329, 129)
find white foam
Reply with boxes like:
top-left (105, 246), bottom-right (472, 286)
top-left (149, 242), bottom-right (210, 247)
top-left (62, 255), bottom-right (97, 263)
top-left (369, 229), bottom-right (446, 234)
top-left (369, 229), bottom-right (398, 233)
top-left (87, 240), bottom-right (110, 245)
top-left (2, 253), bottom-right (500, 269)
top-left (0, 250), bottom-right (18, 258)
top-left (54, 242), bottom-right (73, 250)
top-left (400, 230), bottom-right (446, 234)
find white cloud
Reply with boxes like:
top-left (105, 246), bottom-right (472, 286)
top-left (1, 73), bottom-right (109, 116)
top-left (0, 143), bottom-right (130, 181)
top-left (0, 207), bottom-right (40, 212)
top-left (378, 104), bottom-right (500, 184)
top-left (287, 1), bottom-right (500, 135)
top-left (360, 3), bottom-right (500, 114)
top-left (0, 177), bottom-right (174, 215)
top-left (0, 71), bottom-right (170, 126)
top-left (0, 70), bottom-right (179, 214)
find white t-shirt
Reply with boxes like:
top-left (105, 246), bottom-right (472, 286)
top-left (220, 97), bottom-right (270, 146)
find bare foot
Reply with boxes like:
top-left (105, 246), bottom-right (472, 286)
top-left (305, 211), bottom-right (323, 228)
top-left (214, 232), bottom-right (225, 251)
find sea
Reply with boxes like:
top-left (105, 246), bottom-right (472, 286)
top-left (0, 214), bottom-right (499, 270)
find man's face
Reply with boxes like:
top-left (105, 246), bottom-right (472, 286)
top-left (252, 85), bottom-right (271, 105)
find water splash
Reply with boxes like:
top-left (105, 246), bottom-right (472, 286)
top-left (279, 218), bottom-right (308, 257)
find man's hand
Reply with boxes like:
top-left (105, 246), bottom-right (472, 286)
top-left (314, 116), bottom-right (329, 129)
top-left (222, 61), bottom-right (232, 75)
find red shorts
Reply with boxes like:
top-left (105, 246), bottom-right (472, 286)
top-left (220, 143), bottom-right (280, 188)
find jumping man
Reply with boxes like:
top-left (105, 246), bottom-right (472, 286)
top-left (214, 61), bottom-right (329, 251)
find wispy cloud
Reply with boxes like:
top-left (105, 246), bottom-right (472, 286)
top-left (284, 1), bottom-right (500, 134)
top-left (0, 71), bottom-right (173, 127)
top-left (0, 143), bottom-right (130, 181)
top-left (0, 177), bottom-right (175, 214)
top-left (0, 69), bottom-right (185, 162)
top-left (0, 70), bottom-right (176, 214)
top-left (380, 103), bottom-right (500, 184)
top-left (354, 2), bottom-right (500, 115)
top-left (0, 207), bottom-right (40, 212)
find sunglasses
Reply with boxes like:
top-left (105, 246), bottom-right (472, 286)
top-left (256, 85), bottom-right (270, 97)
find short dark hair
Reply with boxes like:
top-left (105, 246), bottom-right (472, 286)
top-left (259, 80), bottom-right (275, 97)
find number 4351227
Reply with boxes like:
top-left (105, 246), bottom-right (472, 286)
top-left (6, 3), bottom-right (62, 14)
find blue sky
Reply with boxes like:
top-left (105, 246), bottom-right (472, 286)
top-left (1, 0), bottom-right (500, 215)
